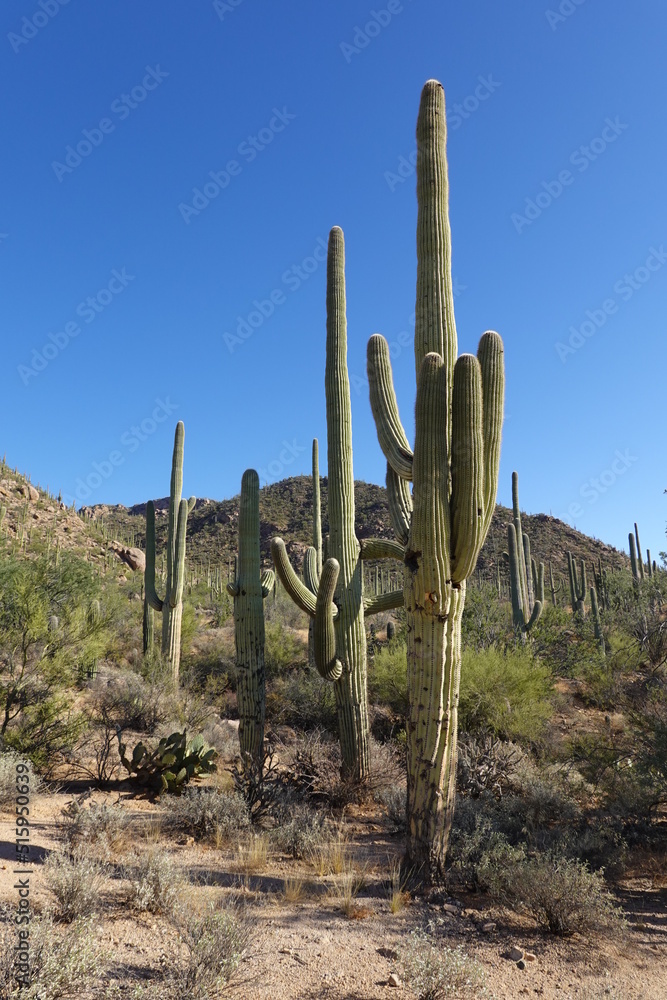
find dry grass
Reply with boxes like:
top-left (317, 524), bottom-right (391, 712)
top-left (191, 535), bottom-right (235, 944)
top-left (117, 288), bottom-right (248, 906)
top-left (236, 833), bottom-right (270, 874)
top-left (308, 828), bottom-right (349, 876)
top-left (281, 875), bottom-right (307, 904)
top-left (336, 861), bottom-right (369, 918)
top-left (386, 856), bottom-right (410, 914)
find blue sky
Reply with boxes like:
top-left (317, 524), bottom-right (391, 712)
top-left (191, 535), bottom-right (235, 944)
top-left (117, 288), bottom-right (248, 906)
top-left (2, 0), bottom-right (666, 560)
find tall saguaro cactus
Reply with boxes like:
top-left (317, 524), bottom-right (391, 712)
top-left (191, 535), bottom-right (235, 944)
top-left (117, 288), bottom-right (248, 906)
top-left (227, 470), bottom-right (275, 763)
top-left (507, 471), bottom-right (543, 636)
top-left (567, 551), bottom-right (587, 616)
top-left (366, 81), bottom-right (504, 875)
top-left (145, 422), bottom-right (196, 684)
top-left (272, 228), bottom-right (403, 781)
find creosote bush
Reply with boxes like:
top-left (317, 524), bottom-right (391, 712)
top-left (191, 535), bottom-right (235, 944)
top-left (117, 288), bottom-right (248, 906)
top-left (43, 844), bottom-right (105, 923)
top-left (400, 929), bottom-right (488, 999)
top-left (168, 786), bottom-right (250, 841)
top-left (123, 847), bottom-right (184, 914)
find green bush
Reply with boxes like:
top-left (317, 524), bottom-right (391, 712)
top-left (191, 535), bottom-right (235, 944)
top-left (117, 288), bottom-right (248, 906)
top-left (266, 670), bottom-right (337, 731)
top-left (400, 929), bottom-right (488, 999)
top-left (368, 642), bottom-right (407, 715)
top-left (458, 645), bottom-right (554, 743)
top-left (264, 621), bottom-right (307, 677)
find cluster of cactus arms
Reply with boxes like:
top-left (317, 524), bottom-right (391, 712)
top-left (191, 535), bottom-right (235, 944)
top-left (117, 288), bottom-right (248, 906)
top-left (226, 469), bottom-right (275, 764)
top-left (365, 81), bottom-right (505, 875)
top-left (507, 472), bottom-right (543, 636)
top-left (306, 439), bottom-right (323, 670)
top-left (145, 422), bottom-right (196, 684)
top-left (271, 227), bottom-right (404, 781)
top-left (117, 728), bottom-right (217, 793)
top-left (567, 551), bottom-right (587, 616)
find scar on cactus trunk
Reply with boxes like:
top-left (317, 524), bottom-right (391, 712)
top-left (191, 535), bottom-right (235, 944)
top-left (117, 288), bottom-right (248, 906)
top-left (271, 227), bottom-right (403, 783)
top-left (366, 81), bottom-right (504, 879)
top-left (227, 470), bottom-right (274, 764)
top-left (145, 421), bottom-right (196, 685)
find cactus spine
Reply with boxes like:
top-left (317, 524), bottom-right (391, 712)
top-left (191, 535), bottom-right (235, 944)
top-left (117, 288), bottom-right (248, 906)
top-left (507, 472), bottom-right (543, 635)
top-left (366, 81), bottom-right (504, 874)
top-left (272, 228), bottom-right (403, 781)
top-left (227, 470), bottom-right (275, 763)
top-left (145, 422), bottom-right (196, 684)
top-left (567, 551), bottom-right (587, 616)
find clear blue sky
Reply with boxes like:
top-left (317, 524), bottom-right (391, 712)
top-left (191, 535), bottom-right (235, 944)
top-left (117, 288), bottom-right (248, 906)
top-left (2, 0), bottom-right (666, 560)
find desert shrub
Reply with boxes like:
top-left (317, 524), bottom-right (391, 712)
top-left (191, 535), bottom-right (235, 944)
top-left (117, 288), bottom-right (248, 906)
top-left (90, 668), bottom-right (168, 733)
top-left (456, 735), bottom-right (525, 799)
top-left (400, 929), bottom-right (487, 999)
top-left (368, 642), bottom-right (407, 715)
top-left (458, 645), bottom-right (554, 743)
top-left (0, 911), bottom-right (103, 1000)
top-left (59, 797), bottom-right (131, 856)
top-left (486, 850), bottom-right (625, 936)
top-left (123, 847), bottom-right (184, 914)
top-left (376, 783), bottom-right (406, 831)
top-left (264, 621), bottom-right (307, 677)
top-left (168, 787), bottom-right (250, 841)
top-left (266, 670), bottom-right (337, 730)
top-left (271, 803), bottom-right (332, 859)
top-left (462, 581), bottom-right (513, 651)
top-left (0, 749), bottom-right (42, 811)
top-left (165, 899), bottom-right (251, 998)
top-left (283, 729), bottom-right (343, 804)
top-left (43, 844), bottom-right (105, 922)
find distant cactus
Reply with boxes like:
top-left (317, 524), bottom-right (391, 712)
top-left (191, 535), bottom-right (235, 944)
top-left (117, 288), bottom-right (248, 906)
top-left (634, 523), bottom-right (645, 581)
top-left (145, 422), bottom-right (196, 684)
top-left (629, 532), bottom-right (641, 586)
top-left (386, 620), bottom-right (396, 641)
top-left (549, 560), bottom-right (562, 607)
top-left (508, 472), bottom-right (543, 636)
top-left (567, 551), bottom-right (587, 617)
top-left (226, 470), bottom-right (275, 764)
top-left (590, 586), bottom-right (605, 656)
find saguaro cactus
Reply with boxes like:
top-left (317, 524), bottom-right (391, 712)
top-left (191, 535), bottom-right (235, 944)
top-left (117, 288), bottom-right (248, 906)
top-left (507, 472), bottom-right (543, 636)
top-left (271, 228), bottom-right (403, 781)
top-left (366, 81), bottom-right (504, 875)
top-left (567, 551), bottom-right (587, 617)
top-left (590, 586), bottom-right (605, 655)
top-left (634, 522), bottom-right (645, 581)
top-left (549, 560), bottom-right (562, 607)
top-left (227, 470), bottom-right (275, 763)
top-left (306, 439), bottom-right (323, 669)
top-left (145, 422), bottom-right (196, 684)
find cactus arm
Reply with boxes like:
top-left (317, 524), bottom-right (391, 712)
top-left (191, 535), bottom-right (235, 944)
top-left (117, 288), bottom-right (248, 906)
top-left (364, 590), bottom-right (405, 615)
top-left (629, 532), bottom-right (640, 582)
top-left (188, 496), bottom-right (196, 513)
top-left (359, 537), bottom-right (406, 561)
top-left (226, 580), bottom-right (240, 597)
top-left (536, 561), bottom-right (545, 606)
top-left (477, 332), bottom-right (504, 539)
top-left (312, 439), bottom-right (322, 575)
top-left (525, 599), bottom-right (543, 631)
top-left (145, 501), bottom-right (164, 613)
top-left (386, 463), bottom-right (412, 545)
top-left (634, 523), bottom-right (645, 580)
top-left (313, 559), bottom-right (343, 682)
top-left (270, 537), bottom-right (318, 618)
top-left (303, 546), bottom-right (320, 594)
top-left (523, 535), bottom-right (535, 610)
top-left (366, 335), bottom-right (414, 480)
top-left (169, 499), bottom-right (188, 608)
top-left (450, 354), bottom-right (485, 584)
top-left (260, 569), bottom-right (275, 598)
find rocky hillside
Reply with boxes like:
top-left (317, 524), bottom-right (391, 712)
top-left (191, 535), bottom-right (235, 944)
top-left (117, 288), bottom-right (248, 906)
top-left (80, 475), bottom-right (630, 583)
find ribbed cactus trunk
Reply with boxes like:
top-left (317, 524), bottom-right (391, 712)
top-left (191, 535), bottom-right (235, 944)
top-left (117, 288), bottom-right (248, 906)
top-left (366, 81), bottom-right (504, 876)
top-left (324, 229), bottom-right (369, 779)
top-left (145, 422), bottom-right (195, 685)
top-left (227, 470), bottom-right (275, 763)
top-left (271, 229), bottom-right (405, 782)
